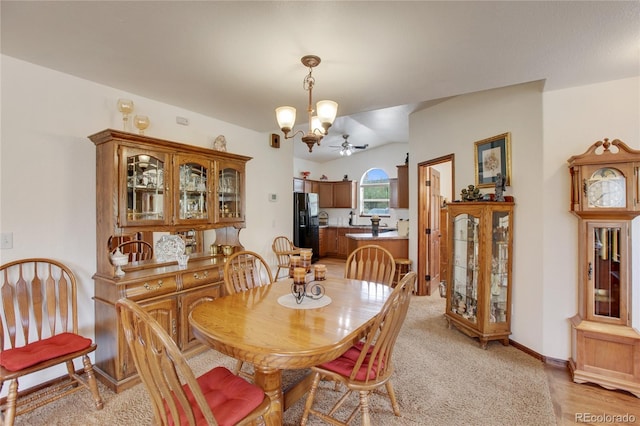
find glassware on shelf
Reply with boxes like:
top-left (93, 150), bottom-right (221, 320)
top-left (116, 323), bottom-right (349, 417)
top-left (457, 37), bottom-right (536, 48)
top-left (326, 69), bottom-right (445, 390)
top-left (117, 99), bottom-right (134, 131)
top-left (134, 115), bottom-right (150, 135)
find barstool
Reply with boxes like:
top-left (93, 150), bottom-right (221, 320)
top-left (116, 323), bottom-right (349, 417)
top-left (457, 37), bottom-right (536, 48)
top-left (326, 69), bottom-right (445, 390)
top-left (393, 258), bottom-right (413, 289)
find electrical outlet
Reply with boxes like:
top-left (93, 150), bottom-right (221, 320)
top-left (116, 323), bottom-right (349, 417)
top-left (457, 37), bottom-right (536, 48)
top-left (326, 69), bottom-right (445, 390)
top-left (176, 116), bottom-right (189, 126)
top-left (1, 232), bottom-right (13, 249)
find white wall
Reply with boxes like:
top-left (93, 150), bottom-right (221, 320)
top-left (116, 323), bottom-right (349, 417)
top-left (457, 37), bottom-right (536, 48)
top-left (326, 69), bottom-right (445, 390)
top-left (0, 55), bottom-right (293, 391)
top-left (410, 81), bottom-right (545, 351)
top-left (542, 76), bottom-right (640, 358)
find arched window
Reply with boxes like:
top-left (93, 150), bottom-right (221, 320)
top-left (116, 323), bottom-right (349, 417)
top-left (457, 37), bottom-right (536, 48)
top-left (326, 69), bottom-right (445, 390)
top-left (360, 168), bottom-right (390, 216)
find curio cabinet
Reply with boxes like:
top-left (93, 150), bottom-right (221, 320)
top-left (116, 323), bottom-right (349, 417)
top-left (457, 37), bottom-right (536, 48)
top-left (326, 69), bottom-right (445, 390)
top-left (444, 201), bottom-right (514, 349)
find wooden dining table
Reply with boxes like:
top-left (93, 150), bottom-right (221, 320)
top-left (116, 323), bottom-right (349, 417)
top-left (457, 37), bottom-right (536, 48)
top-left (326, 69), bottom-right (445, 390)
top-left (189, 276), bottom-right (392, 425)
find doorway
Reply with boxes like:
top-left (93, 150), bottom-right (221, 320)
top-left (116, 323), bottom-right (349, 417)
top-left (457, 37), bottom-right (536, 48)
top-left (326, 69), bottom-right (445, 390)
top-left (417, 154), bottom-right (454, 296)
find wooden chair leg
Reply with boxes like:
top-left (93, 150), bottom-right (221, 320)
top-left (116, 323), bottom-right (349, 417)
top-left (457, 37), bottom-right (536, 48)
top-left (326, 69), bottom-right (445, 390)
top-left (82, 355), bottom-right (104, 409)
top-left (4, 379), bottom-right (19, 426)
top-left (300, 372), bottom-right (322, 426)
top-left (233, 359), bottom-right (244, 375)
top-left (358, 391), bottom-right (371, 426)
top-left (385, 380), bottom-right (401, 416)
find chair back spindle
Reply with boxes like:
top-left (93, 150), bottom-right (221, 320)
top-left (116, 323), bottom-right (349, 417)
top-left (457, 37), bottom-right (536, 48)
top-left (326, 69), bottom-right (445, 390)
top-left (345, 244), bottom-right (396, 286)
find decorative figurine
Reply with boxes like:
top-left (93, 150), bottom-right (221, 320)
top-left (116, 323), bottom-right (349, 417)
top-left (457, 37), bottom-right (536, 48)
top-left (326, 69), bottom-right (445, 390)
top-left (495, 173), bottom-right (506, 202)
top-left (460, 184), bottom-right (482, 201)
top-left (213, 135), bottom-right (227, 151)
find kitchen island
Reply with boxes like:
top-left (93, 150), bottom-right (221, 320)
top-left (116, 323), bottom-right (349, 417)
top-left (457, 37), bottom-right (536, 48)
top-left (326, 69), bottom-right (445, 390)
top-left (345, 231), bottom-right (408, 258)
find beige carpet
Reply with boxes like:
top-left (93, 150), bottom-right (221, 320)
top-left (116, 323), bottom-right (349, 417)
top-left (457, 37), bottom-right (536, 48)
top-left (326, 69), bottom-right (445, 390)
top-left (14, 295), bottom-right (556, 425)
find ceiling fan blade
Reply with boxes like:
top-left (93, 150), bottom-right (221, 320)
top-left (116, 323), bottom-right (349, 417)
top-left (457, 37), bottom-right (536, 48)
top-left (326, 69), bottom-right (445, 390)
top-left (354, 144), bottom-right (369, 149)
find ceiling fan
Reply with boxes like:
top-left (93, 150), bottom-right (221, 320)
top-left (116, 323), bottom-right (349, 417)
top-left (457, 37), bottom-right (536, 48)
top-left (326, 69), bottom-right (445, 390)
top-left (331, 135), bottom-right (369, 156)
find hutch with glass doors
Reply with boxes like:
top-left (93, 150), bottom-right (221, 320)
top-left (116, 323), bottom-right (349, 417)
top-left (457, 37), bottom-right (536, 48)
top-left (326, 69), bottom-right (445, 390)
top-left (444, 201), bottom-right (514, 349)
top-left (567, 138), bottom-right (640, 398)
top-left (89, 129), bottom-right (250, 392)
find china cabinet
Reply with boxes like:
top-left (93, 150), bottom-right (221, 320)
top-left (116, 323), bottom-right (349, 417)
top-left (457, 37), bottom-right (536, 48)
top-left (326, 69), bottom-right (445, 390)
top-left (444, 201), bottom-right (514, 349)
top-left (88, 129), bottom-right (251, 392)
top-left (567, 138), bottom-right (640, 397)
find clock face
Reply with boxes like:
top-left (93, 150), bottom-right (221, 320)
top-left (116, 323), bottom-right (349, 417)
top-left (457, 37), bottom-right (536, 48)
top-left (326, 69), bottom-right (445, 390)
top-left (587, 167), bottom-right (626, 208)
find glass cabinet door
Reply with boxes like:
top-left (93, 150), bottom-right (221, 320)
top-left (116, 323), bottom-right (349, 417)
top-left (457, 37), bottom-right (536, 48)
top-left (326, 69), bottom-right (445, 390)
top-left (121, 148), bottom-right (169, 226)
top-left (587, 222), bottom-right (628, 325)
top-left (175, 155), bottom-right (211, 223)
top-left (217, 161), bottom-right (244, 222)
top-left (450, 213), bottom-right (480, 323)
top-left (490, 210), bottom-right (510, 324)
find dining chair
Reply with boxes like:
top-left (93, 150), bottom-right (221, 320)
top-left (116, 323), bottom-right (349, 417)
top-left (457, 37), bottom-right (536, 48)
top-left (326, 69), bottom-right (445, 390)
top-left (301, 271), bottom-right (416, 426)
top-left (116, 298), bottom-right (270, 426)
top-left (344, 244), bottom-right (396, 286)
top-left (113, 240), bottom-right (154, 264)
top-left (223, 250), bottom-right (274, 378)
top-left (0, 258), bottom-right (103, 426)
top-left (271, 236), bottom-right (303, 280)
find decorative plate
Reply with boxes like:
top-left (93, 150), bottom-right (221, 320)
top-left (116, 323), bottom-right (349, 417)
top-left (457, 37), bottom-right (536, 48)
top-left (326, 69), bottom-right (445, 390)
top-left (155, 235), bottom-right (185, 262)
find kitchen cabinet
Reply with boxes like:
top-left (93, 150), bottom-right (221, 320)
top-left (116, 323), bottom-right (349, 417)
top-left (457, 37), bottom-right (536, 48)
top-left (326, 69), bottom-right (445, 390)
top-left (323, 227), bottom-right (338, 256)
top-left (320, 226), bottom-right (378, 258)
top-left (390, 164), bottom-right (408, 209)
top-left (293, 178), bottom-right (318, 193)
top-left (318, 181), bottom-right (334, 208)
top-left (444, 201), bottom-right (514, 349)
top-left (318, 227), bottom-right (326, 257)
top-left (88, 129), bottom-right (248, 392)
top-left (318, 180), bottom-right (357, 208)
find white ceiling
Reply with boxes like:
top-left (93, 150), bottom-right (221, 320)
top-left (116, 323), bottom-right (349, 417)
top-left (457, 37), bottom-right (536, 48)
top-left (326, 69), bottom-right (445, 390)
top-left (2, 1), bottom-right (638, 163)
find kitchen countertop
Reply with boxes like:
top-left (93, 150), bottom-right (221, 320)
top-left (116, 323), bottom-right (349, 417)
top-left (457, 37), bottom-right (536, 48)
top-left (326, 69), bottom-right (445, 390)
top-left (319, 225), bottom-right (397, 231)
top-left (345, 231), bottom-right (408, 240)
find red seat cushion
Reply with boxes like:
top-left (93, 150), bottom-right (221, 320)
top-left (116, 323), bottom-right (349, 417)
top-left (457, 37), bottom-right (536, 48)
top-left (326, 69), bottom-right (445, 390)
top-left (167, 366), bottom-right (265, 426)
top-left (0, 332), bottom-right (92, 372)
top-left (319, 342), bottom-right (383, 381)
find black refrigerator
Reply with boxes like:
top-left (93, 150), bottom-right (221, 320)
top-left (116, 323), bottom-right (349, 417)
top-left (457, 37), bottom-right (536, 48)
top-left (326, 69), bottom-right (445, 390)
top-left (293, 192), bottom-right (319, 263)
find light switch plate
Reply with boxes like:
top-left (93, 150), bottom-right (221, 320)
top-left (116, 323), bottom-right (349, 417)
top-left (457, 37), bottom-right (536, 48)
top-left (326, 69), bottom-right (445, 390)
top-left (1, 232), bottom-right (13, 249)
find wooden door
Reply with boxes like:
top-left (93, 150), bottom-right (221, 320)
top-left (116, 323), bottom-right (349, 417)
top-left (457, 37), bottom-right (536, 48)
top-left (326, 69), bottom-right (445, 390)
top-left (428, 167), bottom-right (441, 293)
top-left (418, 154), bottom-right (454, 296)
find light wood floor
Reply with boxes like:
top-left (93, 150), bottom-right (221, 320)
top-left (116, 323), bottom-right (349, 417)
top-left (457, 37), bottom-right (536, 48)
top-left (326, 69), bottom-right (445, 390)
top-left (320, 257), bottom-right (640, 426)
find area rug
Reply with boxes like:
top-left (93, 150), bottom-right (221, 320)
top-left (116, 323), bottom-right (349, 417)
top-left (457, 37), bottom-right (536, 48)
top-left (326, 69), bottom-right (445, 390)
top-left (14, 295), bottom-right (556, 425)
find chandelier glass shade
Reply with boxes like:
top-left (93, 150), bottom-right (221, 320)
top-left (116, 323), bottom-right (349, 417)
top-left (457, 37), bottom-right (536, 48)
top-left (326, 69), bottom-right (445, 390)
top-left (275, 55), bottom-right (338, 152)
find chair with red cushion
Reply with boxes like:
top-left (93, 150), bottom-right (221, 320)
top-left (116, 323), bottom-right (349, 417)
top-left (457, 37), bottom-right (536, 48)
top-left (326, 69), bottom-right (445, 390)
top-left (301, 271), bottom-right (416, 426)
top-left (0, 258), bottom-right (103, 425)
top-left (116, 298), bottom-right (270, 426)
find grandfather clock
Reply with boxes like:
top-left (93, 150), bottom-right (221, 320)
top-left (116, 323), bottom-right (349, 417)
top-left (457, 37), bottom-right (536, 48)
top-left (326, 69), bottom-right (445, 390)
top-left (567, 138), bottom-right (640, 397)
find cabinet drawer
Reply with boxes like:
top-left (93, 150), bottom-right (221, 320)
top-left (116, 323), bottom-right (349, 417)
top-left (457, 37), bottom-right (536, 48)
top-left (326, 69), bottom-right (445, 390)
top-left (125, 276), bottom-right (178, 301)
top-left (181, 267), bottom-right (223, 290)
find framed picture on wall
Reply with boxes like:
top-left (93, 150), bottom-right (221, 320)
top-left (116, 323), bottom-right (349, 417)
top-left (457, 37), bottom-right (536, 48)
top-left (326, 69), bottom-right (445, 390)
top-left (474, 132), bottom-right (511, 188)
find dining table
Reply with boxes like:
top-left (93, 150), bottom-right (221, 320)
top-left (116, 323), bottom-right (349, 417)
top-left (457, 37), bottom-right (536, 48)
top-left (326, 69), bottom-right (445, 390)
top-left (189, 276), bottom-right (392, 425)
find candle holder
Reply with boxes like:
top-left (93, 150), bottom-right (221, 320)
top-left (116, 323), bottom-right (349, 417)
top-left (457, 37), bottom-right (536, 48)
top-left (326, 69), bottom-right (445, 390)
top-left (300, 249), bottom-right (312, 272)
top-left (291, 267), bottom-right (325, 304)
top-left (289, 255), bottom-right (302, 278)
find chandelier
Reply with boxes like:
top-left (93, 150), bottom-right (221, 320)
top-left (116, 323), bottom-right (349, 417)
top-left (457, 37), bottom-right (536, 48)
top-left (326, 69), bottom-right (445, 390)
top-left (275, 55), bottom-right (338, 153)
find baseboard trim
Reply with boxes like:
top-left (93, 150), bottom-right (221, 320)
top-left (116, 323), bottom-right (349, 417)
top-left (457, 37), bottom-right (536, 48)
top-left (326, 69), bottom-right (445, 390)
top-left (509, 338), bottom-right (569, 370)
